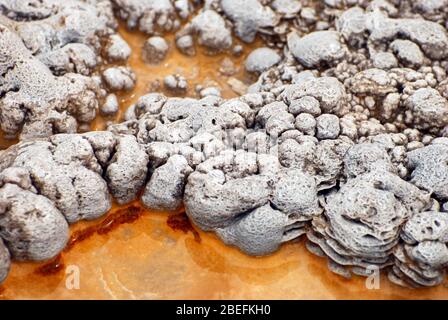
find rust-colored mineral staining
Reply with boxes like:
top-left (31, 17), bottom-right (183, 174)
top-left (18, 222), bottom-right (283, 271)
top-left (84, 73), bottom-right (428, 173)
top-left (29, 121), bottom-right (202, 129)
top-left (167, 212), bottom-right (201, 243)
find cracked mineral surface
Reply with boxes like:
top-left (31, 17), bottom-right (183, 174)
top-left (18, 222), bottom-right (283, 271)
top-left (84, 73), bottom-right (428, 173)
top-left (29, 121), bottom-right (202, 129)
top-left (1, 0), bottom-right (448, 299)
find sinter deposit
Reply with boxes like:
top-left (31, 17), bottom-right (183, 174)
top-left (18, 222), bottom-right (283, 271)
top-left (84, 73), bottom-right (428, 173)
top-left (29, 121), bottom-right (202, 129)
top-left (1, 0), bottom-right (448, 289)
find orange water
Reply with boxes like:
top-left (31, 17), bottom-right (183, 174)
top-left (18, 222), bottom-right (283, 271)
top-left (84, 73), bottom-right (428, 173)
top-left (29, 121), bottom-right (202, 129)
top-left (92, 25), bottom-right (257, 130)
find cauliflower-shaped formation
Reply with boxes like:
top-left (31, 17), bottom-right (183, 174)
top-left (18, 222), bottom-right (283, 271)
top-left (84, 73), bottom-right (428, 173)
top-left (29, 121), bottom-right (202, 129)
top-left (315, 114), bottom-right (341, 140)
top-left (405, 88), bottom-right (448, 130)
top-left (279, 77), bottom-right (348, 116)
top-left (142, 36), bottom-right (169, 64)
top-left (287, 31), bottom-right (347, 68)
top-left (343, 142), bottom-right (395, 178)
top-left (407, 143), bottom-right (448, 200)
top-left (0, 136), bottom-right (111, 223)
top-left (347, 69), bottom-right (397, 96)
top-left (337, 7), bottom-right (448, 59)
top-left (108, 93), bottom-right (261, 212)
top-left (0, 0), bottom-right (54, 20)
top-left (307, 142), bottom-right (429, 278)
top-left (0, 238), bottom-right (10, 284)
top-left (0, 22), bottom-right (100, 139)
top-left (113, 0), bottom-right (182, 34)
top-left (0, 130), bottom-right (149, 283)
top-left (105, 34), bottom-right (132, 63)
top-left (278, 136), bottom-right (353, 189)
top-left (0, 131), bottom-right (148, 222)
top-left (102, 66), bottom-right (136, 92)
top-left (389, 211), bottom-right (448, 287)
top-left (0, 182), bottom-right (69, 261)
top-left (220, 0), bottom-right (279, 43)
top-left (175, 9), bottom-right (232, 54)
top-left (2, 0), bottom-right (120, 73)
top-left (184, 150), bottom-right (322, 255)
top-left (163, 74), bottom-right (188, 92)
top-left (131, 95), bottom-right (254, 144)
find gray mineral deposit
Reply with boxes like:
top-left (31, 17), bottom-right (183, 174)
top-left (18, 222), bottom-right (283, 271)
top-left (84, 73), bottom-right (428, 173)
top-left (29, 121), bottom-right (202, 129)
top-left (142, 36), bottom-right (170, 64)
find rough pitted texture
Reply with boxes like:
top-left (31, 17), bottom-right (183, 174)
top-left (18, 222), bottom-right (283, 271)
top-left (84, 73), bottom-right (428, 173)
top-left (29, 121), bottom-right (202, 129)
top-left (278, 136), bottom-right (353, 189)
top-left (106, 135), bottom-right (149, 204)
top-left (220, 0), bottom-right (279, 43)
top-left (142, 155), bottom-right (192, 211)
top-left (307, 143), bottom-right (429, 279)
top-left (0, 129), bottom-right (153, 283)
top-left (0, 0), bottom-right (133, 139)
top-left (0, 135), bottom-right (112, 223)
top-left (407, 143), bottom-right (448, 200)
top-left (108, 93), bottom-right (262, 214)
top-left (176, 9), bottom-right (232, 54)
top-left (0, 131), bottom-right (150, 223)
top-left (343, 143), bottom-right (395, 178)
top-left (0, 183), bottom-right (69, 261)
top-left (389, 211), bottom-right (448, 287)
top-left (1, 0), bottom-right (117, 74)
top-left (185, 150), bottom-right (322, 255)
top-left (337, 7), bottom-right (448, 59)
top-left (112, 0), bottom-right (180, 34)
top-left (405, 88), bottom-right (448, 130)
top-left (287, 31), bottom-right (347, 68)
top-left (0, 23), bottom-right (100, 139)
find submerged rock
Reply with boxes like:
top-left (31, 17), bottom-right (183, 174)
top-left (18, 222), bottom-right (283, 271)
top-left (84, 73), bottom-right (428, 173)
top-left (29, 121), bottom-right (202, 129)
top-left (0, 239), bottom-right (10, 284)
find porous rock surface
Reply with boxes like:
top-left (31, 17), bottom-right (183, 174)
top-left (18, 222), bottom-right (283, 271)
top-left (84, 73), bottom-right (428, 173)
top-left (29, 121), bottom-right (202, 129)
top-left (176, 9), bottom-right (232, 54)
top-left (185, 150), bottom-right (322, 255)
top-left (389, 211), bottom-right (448, 287)
top-left (0, 0), bottom-right (132, 139)
top-left (245, 47), bottom-right (282, 73)
top-left (0, 238), bottom-right (10, 284)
